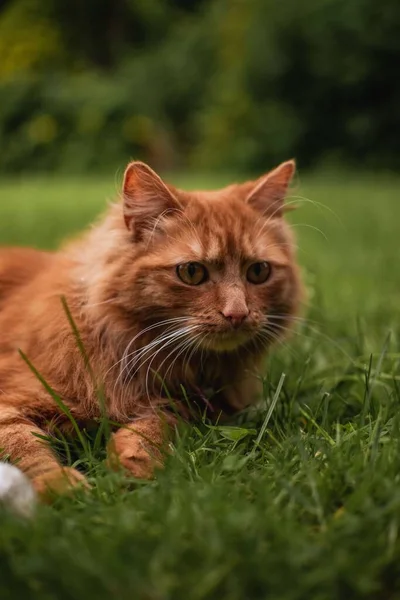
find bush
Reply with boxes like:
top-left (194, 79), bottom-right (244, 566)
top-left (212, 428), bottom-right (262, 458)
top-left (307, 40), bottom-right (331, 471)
top-left (0, 0), bottom-right (399, 173)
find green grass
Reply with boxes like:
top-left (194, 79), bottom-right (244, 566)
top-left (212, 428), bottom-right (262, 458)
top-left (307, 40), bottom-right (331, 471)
top-left (1, 170), bottom-right (400, 599)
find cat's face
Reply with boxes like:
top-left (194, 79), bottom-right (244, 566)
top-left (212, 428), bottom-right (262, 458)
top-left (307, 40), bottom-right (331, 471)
top-left (106, 161), bottom-right (301, 353)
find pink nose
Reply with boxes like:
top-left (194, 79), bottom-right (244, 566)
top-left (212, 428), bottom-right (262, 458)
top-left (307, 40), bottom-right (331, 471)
top-left (221, 309), bottom-right (249, 328)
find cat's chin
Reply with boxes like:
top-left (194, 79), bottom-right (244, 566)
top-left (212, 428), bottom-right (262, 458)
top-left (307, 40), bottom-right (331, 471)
top-left (199, 331), bottom-right (254, 353)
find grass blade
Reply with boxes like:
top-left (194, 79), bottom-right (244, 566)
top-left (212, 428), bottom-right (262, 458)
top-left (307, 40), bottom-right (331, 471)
top-left (18, 349), bottom-right (90, 455)
top-left (253, 372), bottom-right (286, 450)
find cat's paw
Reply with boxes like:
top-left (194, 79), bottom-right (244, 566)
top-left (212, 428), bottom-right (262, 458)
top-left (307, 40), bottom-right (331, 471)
top-left (116, 452), bottom-right (162, 480)
top-left (32, 467), bottom-right (89, 502)
top-left (107, 434), bottom-right (164, 480)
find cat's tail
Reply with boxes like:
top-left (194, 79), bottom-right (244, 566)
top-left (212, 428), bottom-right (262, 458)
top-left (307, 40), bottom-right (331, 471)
top-left (0, 462), bottom-right (37, 518)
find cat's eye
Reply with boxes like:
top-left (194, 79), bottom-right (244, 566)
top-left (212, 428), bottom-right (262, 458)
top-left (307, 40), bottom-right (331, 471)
top-left (246, 261), bottom-right (271, 284)
top-left (176, 262), bottom-right (208, 286)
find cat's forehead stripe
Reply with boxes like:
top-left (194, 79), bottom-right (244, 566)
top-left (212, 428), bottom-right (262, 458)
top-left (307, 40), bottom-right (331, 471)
top-left (186, 213), bottom-right (262, 261)
top-left (166, 201), bottom-right (289, 264)
top-left (188, 240), bottom-right (203, 257)
top-left (206, 236), bottom-right (223, 261)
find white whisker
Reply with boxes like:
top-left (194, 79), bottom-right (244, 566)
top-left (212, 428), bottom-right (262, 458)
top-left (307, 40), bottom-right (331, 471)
top-left (183, 333), bottom-right (205, 378)
top-left (130, 326), bottom-right (195, 376)
top-left (152, 331), bottom-right (198, 387)
top-left (289, 222), bottom-right (328, 241)
top-left (105, 317), bottom-right (190, 380)
top-left (158, 334), bottom-right (201, 396)
top-left (263, 319), bottom-right (355, 362)
top-left (143, 327), bottom-right (198, 401)
top-left (110, 320), bottom-right (193, 406)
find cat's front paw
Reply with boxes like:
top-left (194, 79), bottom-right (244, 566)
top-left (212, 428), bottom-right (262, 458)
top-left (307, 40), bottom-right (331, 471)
top-left (107, 429), bottom-right (164, 480)
top-left (32, 467), bottom-right (89, 502)
top-left (114, 451), bottom-right (162, 480)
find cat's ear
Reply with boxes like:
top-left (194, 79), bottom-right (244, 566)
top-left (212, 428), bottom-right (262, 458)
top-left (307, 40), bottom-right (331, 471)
top-left (245, 160), bottom-right (295, 218)
top-left (122, 161), bottom-right (180, 238)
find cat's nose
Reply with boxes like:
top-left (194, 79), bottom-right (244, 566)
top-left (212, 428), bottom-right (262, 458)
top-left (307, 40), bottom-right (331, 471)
top-left (221, 309), bottom-right (249, 329)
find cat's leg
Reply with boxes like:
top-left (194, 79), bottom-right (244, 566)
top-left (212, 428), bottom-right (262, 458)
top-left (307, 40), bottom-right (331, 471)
top-left (0, 403), bottom-right (87, 500)
top-left (108, 412), bottom-right (176, 479)
top-left (221, 370), bottom-right (263, 413)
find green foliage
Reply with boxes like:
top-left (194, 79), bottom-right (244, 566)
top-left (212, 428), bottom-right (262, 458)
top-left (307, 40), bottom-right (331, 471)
top-left (0, 0), bottom-right (400, 172)
top-left (195, 0), bottom-right (400, 171)
top-left (0, 13), bottom-right (213, 173)
top-left (0, 0), bottom-right (64, 79)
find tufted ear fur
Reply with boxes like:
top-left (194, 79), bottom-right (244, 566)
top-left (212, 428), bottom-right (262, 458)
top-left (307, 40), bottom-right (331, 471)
top-left (122, 161), bottom-right (182, 240)
top-left (245, 160), bottom-right (296, 218)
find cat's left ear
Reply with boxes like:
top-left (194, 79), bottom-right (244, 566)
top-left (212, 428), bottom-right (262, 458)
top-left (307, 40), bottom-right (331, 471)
top-left (245, 160), bottom-right (295, 218)
top-left (122, 161), bottom-right (181, 239)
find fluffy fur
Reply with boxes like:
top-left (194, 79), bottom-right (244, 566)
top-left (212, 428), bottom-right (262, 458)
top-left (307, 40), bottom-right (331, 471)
top-left (0, 160), bottom-right (302, 497)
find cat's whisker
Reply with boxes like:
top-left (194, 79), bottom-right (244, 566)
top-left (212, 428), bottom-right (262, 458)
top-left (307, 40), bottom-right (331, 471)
top-left (121, 317), bottom-right (190, 364)
top-left (143, 330), bottom-right (198, 403)
top-left (119, 329), bottom-right (193, 413)
top-left (112, 323), bottom-right (193, 401)
top-left (120, 333), bottom-right (183, 404)
top-left (183, 333), bottom-right (206, 378)
top-left (157, 334), bottom-right (201, 399)
top-left (132, 327), bottom-right (197, 396)
top-left (257, 329), bottom-right (298, 358)
top-left (262, 320), bottom-right (319, 350)
top-left (289, 222), bottom-right (328, 241)
top-left (263, 319), bottom-right (355, 362)
top-left (257, 319), bottom-right (311, 347)
top-left (262, 314), bottom-right (325, 340)
top-left (150, 330), bottom-right (200, 387)
top-left (125, 326), bottom-right (185, 372)
top-left (109, 318), bottom-right (189, 374)
top-left (260, 327), bottom-right (300, 352)
top-left (129, 326), bottom-right (196, 376)
top-left (254, 193), bottom-right (326, 243)
top-left (285, 194), bottom-right (342, 224)
top-left (155, 332), bottom-right (205, 410)
top-left (147, 330), bottom-right (199, 393)
top-left (106, 317), bottom-right (190, 380)
top-left (254, 211), bottom-right (286, 240)
top-left (262, 321), bottom-right (313, 343)
top-left (254, 198), bottom-right (298, 237)
top-left (172, 333), bottom-right (203, 382)
top-left (263, 314), bottom-right (319, 327)
top-left (112, 331), bottom-right (172, 400)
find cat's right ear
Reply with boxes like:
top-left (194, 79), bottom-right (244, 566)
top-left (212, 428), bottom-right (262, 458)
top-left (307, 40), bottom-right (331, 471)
top-left (245, 160), bottom-right (295, 218)
top-left (122, 161), bottom-right (181, 239)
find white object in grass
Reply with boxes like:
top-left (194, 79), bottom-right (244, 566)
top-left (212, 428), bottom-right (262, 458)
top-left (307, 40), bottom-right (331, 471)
top-left (0, 462), bottom-right (37, 517)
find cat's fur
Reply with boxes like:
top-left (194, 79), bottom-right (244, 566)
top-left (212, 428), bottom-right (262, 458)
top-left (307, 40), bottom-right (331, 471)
top-left (0, 160), bottom-right (302, 497)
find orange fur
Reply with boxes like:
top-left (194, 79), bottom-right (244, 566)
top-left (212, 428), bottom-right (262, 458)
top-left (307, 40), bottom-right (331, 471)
top-left (0, 160), bottom-right (302, 493)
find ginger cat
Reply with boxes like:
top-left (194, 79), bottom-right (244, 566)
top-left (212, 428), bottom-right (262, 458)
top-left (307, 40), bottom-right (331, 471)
top-left (0, 160), bottom-right (301, 497)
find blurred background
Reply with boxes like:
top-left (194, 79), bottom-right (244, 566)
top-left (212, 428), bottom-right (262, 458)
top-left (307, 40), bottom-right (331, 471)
top-left (0, 0), bottom-right (399, 176)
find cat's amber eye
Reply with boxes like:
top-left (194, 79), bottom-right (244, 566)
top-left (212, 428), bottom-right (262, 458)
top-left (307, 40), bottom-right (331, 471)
top-left (246, 261), bottom-right (271, 284)
top-left (176, 262), bottom-right (208, 286)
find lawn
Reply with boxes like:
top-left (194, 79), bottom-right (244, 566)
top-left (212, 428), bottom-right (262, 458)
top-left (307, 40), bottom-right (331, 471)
top-left (1, 169), bottom-right (400, 599)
